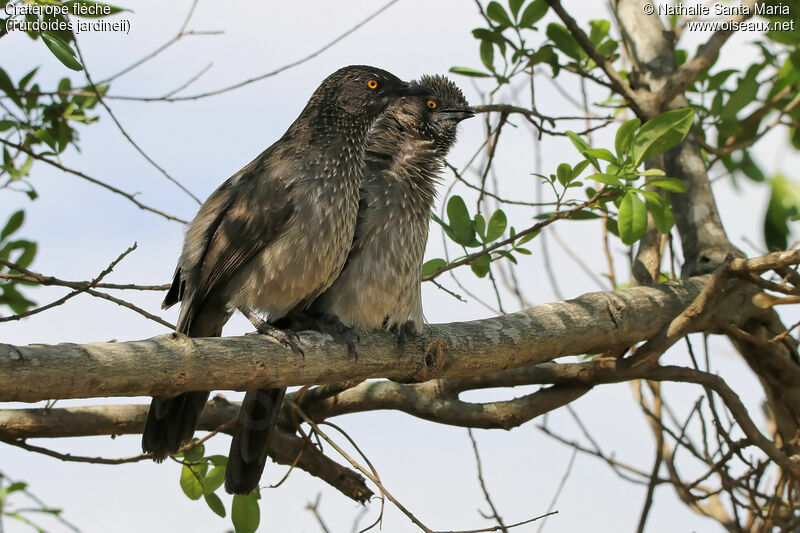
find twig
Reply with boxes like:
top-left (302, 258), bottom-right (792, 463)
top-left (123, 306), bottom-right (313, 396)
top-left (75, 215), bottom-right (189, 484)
top-left (544, 0), bottom-right (648, 117)
top-left (0, 244), bottom-right (138, 322)
top-left (423, 189), bottom-right (612, 281)
top-left (73, 39), bottom-right (202, 204)
top-left (0, 138), bottom-right (187, 224)
top-left (468, 429), bottom-right (508, 532)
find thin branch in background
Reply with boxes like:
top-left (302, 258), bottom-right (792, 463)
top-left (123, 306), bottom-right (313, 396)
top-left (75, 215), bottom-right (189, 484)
top-left (82, 288), bottom-right (174, 329)
top-left (468, 429), bottom-right (508, 533)
top-left (551, 228), bottom-right (611, 290)
top-left (306, 493), bottom-right (332, 533)
top-left (534, 447), bottom-right (576, 533)
top-left (95, 0), bottom-right (217, 84)
top-left (73, 39), bottom-right (202, 204)
top-left (109, 0), bottom-right (401, 102)
top-left (0, 243), bottom-right (137, 323)
top-left (635, 381), bottom-right (665, 533)
top-left (0, 138), bottom-right (187, 224)
top-left (0, 469), bottom-right (82, 533)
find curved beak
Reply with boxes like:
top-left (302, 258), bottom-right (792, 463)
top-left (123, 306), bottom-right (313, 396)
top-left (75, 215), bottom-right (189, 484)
top-left (441, 107), bottom-right (476, 122)
top-left (389, 82), bottom-right (432, 98)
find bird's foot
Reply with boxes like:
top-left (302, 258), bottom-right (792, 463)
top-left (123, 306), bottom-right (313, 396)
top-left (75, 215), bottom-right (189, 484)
top-left (239, 306), bottom-right (304, 357)
top-left (255, 321), bottom-right (305, 357)
top-left (389, 320), bottom-right (417, 350)
top-left (309, 312), bottom-right (360, 358)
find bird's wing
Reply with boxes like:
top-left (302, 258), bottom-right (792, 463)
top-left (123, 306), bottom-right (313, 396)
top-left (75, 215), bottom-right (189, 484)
top-left (196, 170), bottom-right (294, 307)
top-left (172, 156), bottom-right (294, 333)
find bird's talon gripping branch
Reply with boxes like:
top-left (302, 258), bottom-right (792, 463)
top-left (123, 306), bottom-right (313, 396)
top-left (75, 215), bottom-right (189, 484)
top-left (239, 306), bottom-right (305, 357)
top-left (390, 320), bottom-right (417, 350)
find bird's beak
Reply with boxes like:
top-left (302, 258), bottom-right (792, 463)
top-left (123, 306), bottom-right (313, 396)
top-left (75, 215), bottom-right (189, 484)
top-left (441, 107), bottom-right (476, 122)
top-left (390, 82), bottom-right (433, 98)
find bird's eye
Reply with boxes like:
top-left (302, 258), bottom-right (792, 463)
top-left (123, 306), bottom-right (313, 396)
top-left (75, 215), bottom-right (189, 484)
top-left (426, 100), bottom-right (437, 109)
top-left (367, 79), bottom-right (379, 90)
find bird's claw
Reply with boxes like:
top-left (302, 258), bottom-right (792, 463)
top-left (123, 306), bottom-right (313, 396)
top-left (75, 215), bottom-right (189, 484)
top-left (314, 313), bottom-right (360, 358)
top-left (255, 323), bottom-right (305, 357)
top-left (390, 321), bottom-right (417, 350)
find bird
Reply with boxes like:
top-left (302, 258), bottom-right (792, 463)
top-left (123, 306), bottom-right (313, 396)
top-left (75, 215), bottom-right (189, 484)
top-left (141, 65), bottom-right (430, 481)
top-left (225, 74), bottom-right (473, 495)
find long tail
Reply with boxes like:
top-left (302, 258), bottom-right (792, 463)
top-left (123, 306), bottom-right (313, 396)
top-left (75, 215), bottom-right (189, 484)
top-left (142, 285), bottom-right (229, 461)
top-left (142, 391), bottom-right (211, 461)
top-left (225, 387), bottom-right (286, 494)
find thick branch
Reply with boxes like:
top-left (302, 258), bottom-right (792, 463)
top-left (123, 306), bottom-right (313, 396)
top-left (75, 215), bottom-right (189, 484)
top-left (0, 397), bottom-right (372, 503)
top-left (0, 276), bottom-right (763, 403)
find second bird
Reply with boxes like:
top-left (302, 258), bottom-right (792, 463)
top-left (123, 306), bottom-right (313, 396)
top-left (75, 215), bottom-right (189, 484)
top-left (226, 75), bottom-right (474, 494)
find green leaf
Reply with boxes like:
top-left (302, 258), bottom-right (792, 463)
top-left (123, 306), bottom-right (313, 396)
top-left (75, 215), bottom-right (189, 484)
top-left (1, 211), bottom-right (24, 242)
top-left (509, 0), bottom-right (525, 19)
top-left (637, 169), bottom-right (666, 177)
top-left (208, 455), bottom-right (228, 467)
top-left (421, 258), bottom-right (446, 277)
top-left (706, 69), bottom-right (738, 91)
top-left (40, 32), bottom-right (84, 71)
top-left (180, 464), bottom-right (205, 501)
top-left (517, 231), bottom-right (537, 245)
top-left (486, 210), bottom-right (507, 242)
top-left (520, 0), bottom-right (548, 27)
top-left (447, 196), bottom-right (475, 246)
top-left (618, 191), bottom-right (648, 245)
top-left (647, 177), bottom-right (687, 193)
top-left (588, 20), bottom-right (610, 45)
top-left (566, 130), bottom-right (589, 152)
top-left (470, 254), bottom-right (491, 278)
top-left (764, 175), bottom-right (800, 250)
top-left (473, 213), bottom-right (486, 239)
top-left (203, 466), bottom-right (225, 495)
top-left (590, 173), bottom-right (623, 187)
top-left (631, 108), bottom-right (695, 168)
top-left (449, 66), bottom-right (492, 78)
top-left (480, 40), bottom-right (495, 72)
top-left (721, 64), bottom-right (760, 119)
top-left (487, 1), bottom-right (514, 26)
top-left (232, 493), bottom-right (260, 533)
top-left (546, 23), bottom-right (582, 60)
top-left (583, 148), bottom-right (616, 163)
top-left (556, 163), bottom-right (572, 186)
top-left (638, 190), bottom-right (674, 234)
top-left (183, 443), bottom-right (206, 462)
top-left (615, 118), bottom-right (640, 159)
top-left (18, 67), bottom-right (39, 91)
top-left (204, 493), bottom-right (226, 518)
top-left (0, 67), bottom-right (22, 108)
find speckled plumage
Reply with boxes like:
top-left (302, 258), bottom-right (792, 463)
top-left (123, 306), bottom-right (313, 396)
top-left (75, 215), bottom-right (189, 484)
top-left (140, 66), bottom-right (426, 494)
top-left (312, 74), bottom-right (473, 331)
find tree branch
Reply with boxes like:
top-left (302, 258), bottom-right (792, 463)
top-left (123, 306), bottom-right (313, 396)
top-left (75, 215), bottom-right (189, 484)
top-left (1, 275), bottom-right (767, 403)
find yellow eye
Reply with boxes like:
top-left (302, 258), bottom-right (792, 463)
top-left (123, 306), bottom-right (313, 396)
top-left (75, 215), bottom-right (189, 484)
top-left (367, 79), bottom-right (379, 90)
top-left (426, 100), bottom-right (437, 109)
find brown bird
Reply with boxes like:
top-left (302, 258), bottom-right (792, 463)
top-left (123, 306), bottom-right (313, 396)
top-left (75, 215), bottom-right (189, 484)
top-left (141, 66), bottom-right (429, 482)
top-left (226, 75), bottom-right (473, 495)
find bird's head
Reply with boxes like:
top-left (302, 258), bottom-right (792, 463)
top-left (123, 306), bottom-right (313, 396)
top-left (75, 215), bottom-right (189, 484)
top-left (323, 65), bottom-right (431, 118)
top-left (391, 74), bottom-right (474, 157)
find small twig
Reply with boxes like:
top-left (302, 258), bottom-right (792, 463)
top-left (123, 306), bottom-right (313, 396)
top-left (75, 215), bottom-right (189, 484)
top-left (306, 493), bottom-right (332, 533)
top-left (0, 138), bottom-right (187, 224)
top-left (468, 429), bottom-right (508, 532)
top-left (423, 189), bottom-right (612, 281)
top-left (544, 0), bottom-right (648, 117)
top-left (73, 39), bottom-right (202, 204)
top-left (0, 244), bottom-right (138, 323)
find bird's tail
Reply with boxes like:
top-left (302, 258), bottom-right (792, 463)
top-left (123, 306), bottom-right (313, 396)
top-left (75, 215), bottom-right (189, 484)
top-left (224, 387), bottom-right (287, 494)
top-left (142, 391), bottom-right (211, 461)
